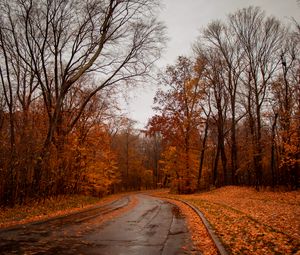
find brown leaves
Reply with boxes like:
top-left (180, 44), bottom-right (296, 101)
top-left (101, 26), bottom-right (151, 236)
top-left (0, 193), bottom-right (128, 229)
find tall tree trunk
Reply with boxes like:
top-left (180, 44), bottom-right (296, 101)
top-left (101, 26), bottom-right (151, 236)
top-left (197, 119), bottom-right (209, 190)
top-left (255, 95), bottom-right (263, 190)
top-left (213, 143), bottom-right (220, 187)
top-left (231, 101), bottom-right (238, 185)
top-left (220, 134), bottom-right (227, 185)
top-left (271, 113), bottom-right (278, 188)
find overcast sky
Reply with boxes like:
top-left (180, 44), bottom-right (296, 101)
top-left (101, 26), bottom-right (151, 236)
top-left (123, 0), bottom-right (300, 129)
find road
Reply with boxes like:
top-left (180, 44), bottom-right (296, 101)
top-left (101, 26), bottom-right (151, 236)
top-left (0, 194), bottom-right (199, 254)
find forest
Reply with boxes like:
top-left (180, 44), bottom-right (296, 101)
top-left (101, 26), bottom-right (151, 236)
top-left (148, 7), bottom-right (300, 193)
top-left (0, 0), bottom-right (299, 207)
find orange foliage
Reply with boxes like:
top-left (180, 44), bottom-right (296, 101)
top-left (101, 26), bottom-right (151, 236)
top-left (165, 187), bottom-right (300, 254)
top-left (148, 57), bottom-right (205, 193)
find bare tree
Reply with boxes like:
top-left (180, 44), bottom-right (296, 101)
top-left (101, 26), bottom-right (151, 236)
top-left (229, 7), bottom-right (285, 188)
top-left (197, 19), bottom-right (245, 185)
top-left (0, 0), bottom-right (165, 202)
top-left (196, 87), bottom-right (211, 190)
top-left (196, 47), bottom-right (229, 186)
top-left (271, 22), bottom-right (300, 188)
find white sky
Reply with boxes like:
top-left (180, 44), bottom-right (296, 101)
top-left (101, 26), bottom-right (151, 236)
top-left (123, 0), bottom-right (300, 129)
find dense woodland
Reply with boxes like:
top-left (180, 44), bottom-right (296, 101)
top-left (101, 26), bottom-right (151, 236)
top-left (148, 7), bottom-right (300, 193)
top-left (0, 1), bottom-right (299, 207)
top-left (0, 0), bottom-right (165, 206)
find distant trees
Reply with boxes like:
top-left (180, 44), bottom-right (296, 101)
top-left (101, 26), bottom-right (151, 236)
top-left (0, 0), bottom-right (165, 206)
top-left (148, 6), bottom-right (299, 192)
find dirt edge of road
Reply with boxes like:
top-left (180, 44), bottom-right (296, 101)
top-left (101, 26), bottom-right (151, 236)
top-left (0, 193), bottom-right (138, 230)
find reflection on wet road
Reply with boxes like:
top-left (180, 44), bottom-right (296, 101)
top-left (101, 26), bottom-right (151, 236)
top-left (0, 194), bottom-right (196, 254)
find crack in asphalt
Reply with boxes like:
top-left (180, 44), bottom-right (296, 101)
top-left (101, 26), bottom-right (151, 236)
top-left (143, 201), bottom-right (162, 229)
top-left (160, 204), bottom-right (175, 255)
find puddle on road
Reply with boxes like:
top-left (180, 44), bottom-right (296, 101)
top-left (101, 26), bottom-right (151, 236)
top-left (145, 223), bottom-right (159, 237)
top-left (172, 205), bottom-right (184, 219)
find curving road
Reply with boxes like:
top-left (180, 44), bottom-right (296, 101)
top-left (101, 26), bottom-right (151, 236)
top-left (0, 194), bottom-right (198, 254)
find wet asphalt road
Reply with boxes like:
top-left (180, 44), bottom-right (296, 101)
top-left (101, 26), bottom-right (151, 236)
top-left (0, 194), bottom-right (197, 254)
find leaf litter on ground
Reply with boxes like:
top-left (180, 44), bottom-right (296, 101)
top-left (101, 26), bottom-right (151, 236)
top-left (151, 186), bottom-right (300, 255)
top-left (0, 193), bottom-right (130, 229)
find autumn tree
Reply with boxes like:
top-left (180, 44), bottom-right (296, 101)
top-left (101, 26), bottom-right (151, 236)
top-left (148, 57), bottom-right (205, 193)
top-left (0, 0), bottom-right (165, 205)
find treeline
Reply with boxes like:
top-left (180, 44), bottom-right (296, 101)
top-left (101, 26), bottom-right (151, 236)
top-left (0, 0), bottom-right (165, 206)
top-left (148, 7), bottom-right (300, 193)
top-left (1, 2), bottom-right (299, 206)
